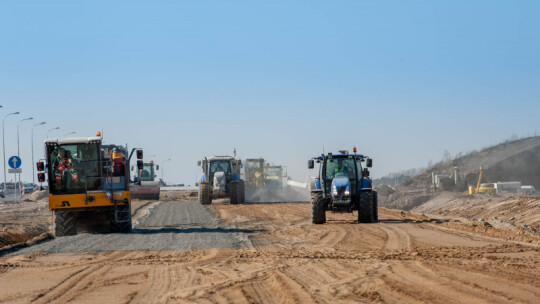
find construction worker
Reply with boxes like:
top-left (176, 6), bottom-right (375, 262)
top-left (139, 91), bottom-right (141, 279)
top-left (334, 159), bottom-right (349, 176)
top-left (54, 148), bottom-right (79, 188)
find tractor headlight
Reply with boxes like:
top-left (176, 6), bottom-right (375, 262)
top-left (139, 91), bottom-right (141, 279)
top-left (344, 190), bottom-right (350, 195)
top-left (332, 185), bottom-right (337, 195)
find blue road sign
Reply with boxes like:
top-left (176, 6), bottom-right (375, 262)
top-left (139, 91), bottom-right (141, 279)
top-left (8, 156), bottom-right (21, 169)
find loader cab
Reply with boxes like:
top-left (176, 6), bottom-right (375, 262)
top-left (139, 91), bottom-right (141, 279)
top-left (245, 159), bottom-right (265, 176)
top-left (46, 139), bottom-right (102, 195)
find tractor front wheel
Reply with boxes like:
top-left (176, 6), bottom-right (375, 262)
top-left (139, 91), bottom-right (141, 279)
top-left (199, 182), bottom-right (212, 205)
top-left (311, 191), bottom-right (326, 224)
top-left (53, 210), bottom-right (77, 236)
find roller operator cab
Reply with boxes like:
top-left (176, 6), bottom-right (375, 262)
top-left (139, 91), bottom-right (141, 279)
top-left (131, 161), bottom-right (160, 200)
top-left (40, 134), bottom-right (143, 236)
top-left (308, 148), bottom-right (378, 224)
top-left (197, 156), bottom-right (245, 205)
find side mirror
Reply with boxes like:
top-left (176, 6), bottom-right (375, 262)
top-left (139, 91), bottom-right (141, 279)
top-left (308, 160), bottom-right (314, 169)
top-left (136, 149), bottom-right (143, 159)
top-left (37, 173), bottom-right (46, 182)
top-left (366, 158), bottom-right (373, 168)
top-left (137, 160), bottom-right (143, 170)
top-left (156, 165), bottom-right (159, 170)
top-left (197, 160), bottom-right (201, 166)
top-left (36, 162), bottom-right (45, 172)
top-left (363, 168), bottom-right (370, 177)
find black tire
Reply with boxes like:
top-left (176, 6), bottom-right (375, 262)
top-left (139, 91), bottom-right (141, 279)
top-left (239, 179), bottom-right (246, 204)
top-left (358, 192), bottom-right (374, 223)
top-left (199, 182), bottom-right (211, 205)
top-left (373, 191), bottom-right (378, 222)
top-left (53, 210), bottom-right (77, 236)
top-left (230, 182), bottom-right (240, 204)
top-left (311, 191), bottom-right (326, 224)
top-left (110, 205), bottom-right (132, 233)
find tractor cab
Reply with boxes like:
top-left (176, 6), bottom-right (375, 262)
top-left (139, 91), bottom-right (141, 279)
top-left (208, 159), bottom-right (233, 193)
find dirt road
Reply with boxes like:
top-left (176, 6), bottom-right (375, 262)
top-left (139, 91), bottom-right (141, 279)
top-left (0, 201), bottom-right (538, 303)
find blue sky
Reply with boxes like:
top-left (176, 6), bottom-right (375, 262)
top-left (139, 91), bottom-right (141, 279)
top-left (1, 0), bottom-right (539, 184)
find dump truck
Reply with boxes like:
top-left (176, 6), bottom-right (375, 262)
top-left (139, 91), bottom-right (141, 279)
top-left (244, 158), bottom-right (265, 190)
top-left (130, 160), bottom-right (160, 200)
top-left (37, 134), bottom-right (143, 236)
top-left (308, 148), bottom-right (377, 224)
top-left (198, 156), bottom-right (245, 204)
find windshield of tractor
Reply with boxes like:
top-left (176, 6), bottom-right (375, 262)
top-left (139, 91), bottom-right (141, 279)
top-left (209, 160), bottom-right (231, 174)
top-left (325, 157), bottom-right (356, 180)
top-left (140, 164), bottom-right (154, 181)
top-left (47, 142), bottom-right (101, 194)
top-left (208, 160), bottom-right (232, 183)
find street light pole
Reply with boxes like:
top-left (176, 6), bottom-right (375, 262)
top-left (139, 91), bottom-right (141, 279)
top-left (47, 127), bottom-right (60, 138)
top-left (3, 111), bottom-right (20, 191)
top-left (17, 117), bottom-right (33, 157)
top-left (32, 122), bottom-right (46, 185)
top-left (161, 158), bottom-right (171, 182)
top-left (16, 117), bottom-right (33, 189)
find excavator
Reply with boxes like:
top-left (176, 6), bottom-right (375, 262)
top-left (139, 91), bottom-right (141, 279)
top-left (469, 167), bottom-right (496, 194)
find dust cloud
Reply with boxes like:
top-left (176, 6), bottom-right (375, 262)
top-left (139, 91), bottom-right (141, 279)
top-left (245, 186), bottom-right (309, 203)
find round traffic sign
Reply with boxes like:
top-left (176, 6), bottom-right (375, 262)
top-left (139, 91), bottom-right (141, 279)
top-left (8, 156), bottom-right (21, 169)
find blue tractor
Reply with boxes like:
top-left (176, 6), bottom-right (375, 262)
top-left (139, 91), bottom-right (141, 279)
top-left (197, 156), bottom-right (245, 205)
top-left (307, 148), bottom-right (377, 224)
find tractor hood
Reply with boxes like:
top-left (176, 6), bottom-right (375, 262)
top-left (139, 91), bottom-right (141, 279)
top-left (331, 176), bottom-right (351, 197)
top-left (332, 176), bottom-right (350, 188)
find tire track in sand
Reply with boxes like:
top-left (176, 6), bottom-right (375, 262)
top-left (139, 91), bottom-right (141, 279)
top-left (379, 223), bottom-right (412, 251)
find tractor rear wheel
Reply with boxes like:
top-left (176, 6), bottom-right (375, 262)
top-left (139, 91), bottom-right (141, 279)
top-left (311, 191), bottom-right (326, 224)
top-left (53, 210), bottom-right (77, 236)
top-left (239, 179), bottom-right (246, 203)
top-left (373, 191), bottom-right (378, 222)
top-left (199, 182), bottom-right (211, 205)
top-left (230, 182), bottom-right (240, 204)
top-left (358, 192), bottom-right (374, 223)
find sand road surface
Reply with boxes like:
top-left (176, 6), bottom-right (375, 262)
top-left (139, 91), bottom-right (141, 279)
top-left (0, 201), bottom-right (538, 303)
